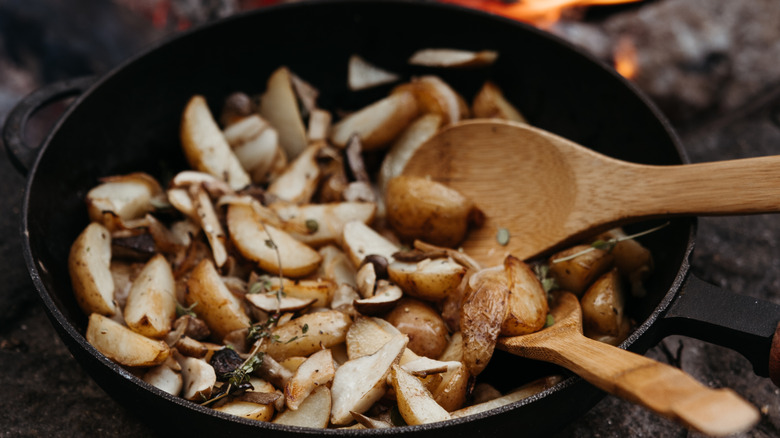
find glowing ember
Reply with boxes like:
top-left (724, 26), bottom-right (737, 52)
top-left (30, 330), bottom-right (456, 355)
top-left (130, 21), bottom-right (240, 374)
top-left (438, 0), bottom-right (641, 28)
top-left (614, 36), bottom-right (638, 79)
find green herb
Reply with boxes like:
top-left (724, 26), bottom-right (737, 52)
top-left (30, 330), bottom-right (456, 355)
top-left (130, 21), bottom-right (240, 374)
top-left (263, 233), bottom-right (285, 299)
top-left (226, 352), bottom-right (263, 388)
top-left (248, 276), bottom-right (273, 295)
top-left (552, 222), bottom-right (670, 264)
top-left (176, 302), bottom-right (198, 318)
top-left (301, 323), bottom-right (309, 334)
top-left (265, 239), bottom-right (277, 249)
top-left (305, 218), bottom-right (319, 233)
top-left (544, 314), bottom-right (555, 328)
top-left (247, 314), bottom-right (280, 343)
top-left (533, 264), bottom-right (558, 293)
top-left (496, 228), bottom-right (510, 246)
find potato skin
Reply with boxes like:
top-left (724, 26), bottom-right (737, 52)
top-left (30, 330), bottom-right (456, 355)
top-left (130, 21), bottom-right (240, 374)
top-left (548, 245), bottom-right (614, 296)
top-left (69, 222), bottom-right (117, 316)
top-left (385, 298), bottom-right (449, 359)
top-left (580, 268), bottom-right (630, 345)
top-left (385, 175), bottom-right (476, 248)
top-left (185, 259), bottom-right (251, 341)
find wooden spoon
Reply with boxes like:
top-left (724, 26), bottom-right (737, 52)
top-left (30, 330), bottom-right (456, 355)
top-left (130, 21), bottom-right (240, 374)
top-left (498, 291), bottom-right (760, 436)
top-left (401, 119), bottom-right (780, 266)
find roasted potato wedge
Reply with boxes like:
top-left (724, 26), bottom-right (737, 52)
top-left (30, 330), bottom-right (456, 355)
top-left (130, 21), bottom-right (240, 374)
top-left (386, 175), bottom-right (481, 248)
top-left (262, 310), bottom-right (352, 361)
top-left (259, 66), bottom-right (309, 159)
top-left (284, 348), bottom-right (336, 410)
top-left (377, 113), bottom-right (444, 194)
top-left (581, 268), bottom-right (631, 345)
top-left (223, 114), bottom-right (287, 184)
top-left (393, 76), bottom-right (468, 125)
top-left (69, 222), bottom-right (117, 316)
top-left (388, 257), bottom-right (467, 302)
top-left (548, 245), bottom-right (614, 296)
top-left (227, 203), bottom-right (322, 278)
top-left (385, 298), bottom-right (449, 359)
top-left (123, 254), bottom-right (177, 338)
top-left (461, 268), bottom-right (509, 376)
top-left (271, 201), bottom-right (377, 247)
top-left (472, 81), bottom-right (527, 123)
top-left (267, 143), bottom-right (323, 204)
top-left (181, 95), bottom-right (250, 190)
top-left (86, 313), bottom-right (170, 367)
top-left (391, 364), bottom-right (451, 425)
top-left (501, 256), bottom-right (548, 336)
top-left (408, 48), bottom-right (498, 68)
top-left (86, 172), bottom-right (162, 225)
top-left (341, 220), bottom-right (399, 268)
top-left (185, 259), bottom-right (251, 341)
top-left (329, 90), bottom-right (420, 150)
top-left (348, 54), bottom-right (401, 91)
top-left (273, 385), bottom-right (332, 427)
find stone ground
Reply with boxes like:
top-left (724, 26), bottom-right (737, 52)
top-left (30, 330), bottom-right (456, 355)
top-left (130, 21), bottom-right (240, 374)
top-left (2, 0), bottom-right (780, 436)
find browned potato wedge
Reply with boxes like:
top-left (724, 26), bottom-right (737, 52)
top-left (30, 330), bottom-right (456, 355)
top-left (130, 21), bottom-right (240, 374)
top-left (227, 203), bottom-right (322, 278)
top-left (346, 316), bottom-right (396, 360)
top-left (393, 76), bottom-right (468, 125)
top-left (259, 66), bottom-right (308, 159)
top-left (548, 245), bottom-right (614, 296)
top-left (86, 313), bottom-right (170, 367)
top-left (341, 220), bottom-right (400, 268)
top-left (267, 143), bottom-right (323, 204)
top-left (329, 90), bottom-right (420, 150)
top-left (377, 113), bottom-right (444, 194)
top-left (330, 334), bottom-right (408, 424)
top-left (245, 293), bottom-right (316, 314)
top-left (348, 54), bottom-right (401, 91)
top-left (388, 257), bottom-right (467, 302)
top-left (123, 254), bottom-right (176, 339)
top-left (408, 48), bottom-right (498, 68)
top-left (391, 364), bottom-right (451, 425)
top-left (386, 175), bottom-right (481, 248)
top-left (271, 201), bottom-right (377, 247)
top-left (257, 277), bottom-right (334, 308)
top-left (318, 245), bottom-right (358, 288)
top-left (461, 268), bottom-right (509, 376)
top-left (223, 114), bottom-right (287, 184)
top-left (284, 348), bottom-right (336, 410)
top-left (69, 222), bottom-right (117, 316)
top-left (263, 310), bottom-right (352, 361)
top-left (501, 256), bottom-right (548, 336)
top-left (273, 385), bottom-right (332, 427)
top-left (385, 298), bottom-right (449, 359)
top-left (189, 185), bottom-right (228, 268)
top-left (430, 361), bottom-right (469, 412)
top-left (185, 259), bottom-right (251, 341)
top-left (307, 109), bottom-right (332, 142)
top-left (450, 375), bottom-right (563, 418)
top-left (472, 81), bottom-right (528, 123)
top-left (181, 95), bottom-right (251, 190)
top-left (596, 228), bottom-right (655, 297)
top-left (86, 172), bottom-right (162, 225)
top-left (178, 354), bottom-right (216, 401)
top-left (581, 268), bottom-right (631, 345)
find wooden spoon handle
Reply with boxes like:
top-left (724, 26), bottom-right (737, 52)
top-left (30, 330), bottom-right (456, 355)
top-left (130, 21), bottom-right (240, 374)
top-left (614, 155), bottom-right (780, 217)
top-left (506, 334), bottom-right (760, 436)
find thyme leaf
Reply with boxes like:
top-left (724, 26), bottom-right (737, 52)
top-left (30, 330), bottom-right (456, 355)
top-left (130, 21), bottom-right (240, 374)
top-left (552, 222), bottom-right (670, 264)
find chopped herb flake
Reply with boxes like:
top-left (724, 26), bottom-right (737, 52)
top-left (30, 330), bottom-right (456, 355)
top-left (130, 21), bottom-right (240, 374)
top-left (496, 228), bottom-right (510, 246)
top-left (305, 218), bottom-right (319, 233)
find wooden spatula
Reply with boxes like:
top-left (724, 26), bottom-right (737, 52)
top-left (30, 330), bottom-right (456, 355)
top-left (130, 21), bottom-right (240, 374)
top-left (499, 291), bottom-right (760, 436)
top-left (401, 119), bottom-right (780, 266)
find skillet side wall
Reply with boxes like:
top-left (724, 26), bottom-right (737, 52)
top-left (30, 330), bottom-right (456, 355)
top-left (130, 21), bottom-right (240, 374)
top-left (22, 0), bottom-right (691, 435)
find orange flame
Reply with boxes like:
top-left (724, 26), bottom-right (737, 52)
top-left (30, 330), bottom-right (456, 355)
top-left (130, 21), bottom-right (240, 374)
top-left (438, 0), bottom-right (641, 28)
top-left (614, 36), bottom-right (639, 79)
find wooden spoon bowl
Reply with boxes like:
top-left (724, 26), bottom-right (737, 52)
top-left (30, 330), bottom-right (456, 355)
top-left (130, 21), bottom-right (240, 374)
top-left (498, 291), bottom-right (760, 436)
top-left (402, 119), bottom-right (780, 266)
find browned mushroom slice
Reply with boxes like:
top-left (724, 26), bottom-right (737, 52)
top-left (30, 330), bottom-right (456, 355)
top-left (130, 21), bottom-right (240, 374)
top-left (408, 48), bottom-right (498, 68)
top-left (171, 171), bottom-right (233, 197)
top-left (245, 293), bottom-right (316, 314)
top-left (353, 281), bottom-right (403, 315)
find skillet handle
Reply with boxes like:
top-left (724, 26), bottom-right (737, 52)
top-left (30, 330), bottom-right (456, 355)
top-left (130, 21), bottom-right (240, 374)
top-left (662, 274), bottom-right (780, 386)
top-left (2, 76), bottom-right (95, 176)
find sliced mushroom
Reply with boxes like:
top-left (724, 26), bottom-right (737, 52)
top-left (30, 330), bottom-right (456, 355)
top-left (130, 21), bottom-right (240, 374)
top-left (189, 184), bottom-right (228, 268)
top-left (142, 358), bottom-right (183, 396)
top-left (353, 281), bottom-right (403, 315)
top-left (330, 334), bottom-right (408, 425)
top-left (245, 293), bottom-right (316, 314)
top-left (392, 75), bottom-right (468, 125)
top-left (177, 355), bottom-right (217, 402)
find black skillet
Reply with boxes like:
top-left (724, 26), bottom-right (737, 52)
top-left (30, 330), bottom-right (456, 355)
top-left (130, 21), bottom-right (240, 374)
top-left (5, 0), bottom-right (780, 436)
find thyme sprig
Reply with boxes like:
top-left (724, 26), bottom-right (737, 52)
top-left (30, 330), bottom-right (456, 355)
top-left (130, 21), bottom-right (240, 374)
top-left (552, 222), bottom-right (670, 264)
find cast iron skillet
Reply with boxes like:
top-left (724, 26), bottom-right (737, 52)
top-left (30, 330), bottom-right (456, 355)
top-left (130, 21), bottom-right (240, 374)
top-left (5, 0), bottom-right (780, 436)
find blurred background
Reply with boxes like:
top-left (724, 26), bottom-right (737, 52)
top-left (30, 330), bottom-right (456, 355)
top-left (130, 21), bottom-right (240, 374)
top-left (1, 0), bottom-right (780, 436)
